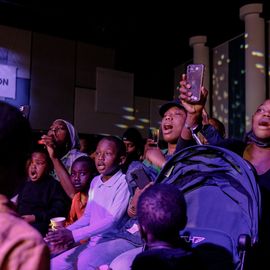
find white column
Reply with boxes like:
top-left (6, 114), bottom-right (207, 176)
top-left (189, 35), bottom-right (210, 112)
top-left (240, 3), bottom-right (265, 131)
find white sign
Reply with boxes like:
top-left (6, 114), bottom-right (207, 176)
top-left (0, 64), bottom-right (17, 99)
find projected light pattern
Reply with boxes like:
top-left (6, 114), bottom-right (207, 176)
top-left (244, 32), bottom-right (267, 129)
top-left (212, 34), bottom-right (245, 139)
top-left (115, 124), bottom-right (129, 129)
top-left (114, 104), bottom-right (161, 138)
top-left (122, 106), bottom-right (135, 112)
top-left (251, 51), bottom-right (264, 57)
top-left (139, 118), bottom-right (150, 123)
top-left (134, 125), bottom-right (144, 130)
top-left (212, 44), bottom-right (229, 127)
top-left (122, 115), bottom-right (135, 120)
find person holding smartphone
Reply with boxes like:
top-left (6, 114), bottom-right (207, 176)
top-left (143, 98), bottom-right (188, 178)
top-left (178, 73), bottom-right (270, 269)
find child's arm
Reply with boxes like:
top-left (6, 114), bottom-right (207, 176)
top-left (41, 135), bottom-right (76, 199)
top-left (50, 157), bottom-right (76, 199)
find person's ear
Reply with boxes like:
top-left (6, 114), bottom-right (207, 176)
top-left (119, 155), bottom-right (126, 165)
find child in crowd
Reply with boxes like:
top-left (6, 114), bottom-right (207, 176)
top-left (65, 155), bottom-right (97, 225)
top-left (16, 146), bottom-right (70, 236)
top-left (46, 136), bottom-right (130, 269)
top-left (0, 101), bottom-right (49, 270)
top-left (131, 184), bottom-right (203, 270)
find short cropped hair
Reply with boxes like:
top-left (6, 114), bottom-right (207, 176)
top-left (137, 184), bottom-right (187, 242)
top-left (73, 155), bottom-right (97, 176)
top-left (99, 136), bottom-right (126, 159)
top-left (0, 101), bottom-right (32, 197)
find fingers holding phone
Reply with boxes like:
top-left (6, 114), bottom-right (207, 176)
top-left (186, 64), bottom-right (204, 103)
top-left (178, 68), bottom-right (208, 115)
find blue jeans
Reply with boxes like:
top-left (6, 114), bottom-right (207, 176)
top-left (51, 239), bottom-right (140, 270)
top-left (110, 247), bottom-right (142, 270)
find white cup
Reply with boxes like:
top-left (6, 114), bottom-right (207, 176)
top-left (50, 217), bottom-right (66, 231)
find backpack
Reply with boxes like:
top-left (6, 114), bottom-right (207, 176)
top-left (155, 145), bottom-right (261, 270)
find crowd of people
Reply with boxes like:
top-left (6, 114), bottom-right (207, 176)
top-left (1, 69), bottom-right (269, 269)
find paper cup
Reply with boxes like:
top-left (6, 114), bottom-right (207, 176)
top-left (50, 217), bottom-right (66, 230)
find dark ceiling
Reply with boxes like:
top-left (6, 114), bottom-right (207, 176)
top-left (0, 0), bottom-right (268, 99)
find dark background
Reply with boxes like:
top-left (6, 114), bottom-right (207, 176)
top-left (0, 0), bottom-right (268, 100)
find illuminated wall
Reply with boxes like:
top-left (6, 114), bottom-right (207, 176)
top-left (212, 34), bottom-right (245, 139)
top-left (0, 25), bottom-right (165, 138)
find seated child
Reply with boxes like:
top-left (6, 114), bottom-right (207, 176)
top-left (46, 136), bottom-right (131, 269)
top-left (16, 146), bottom-right (70, 236)
top-left (66, 155), bottom-right (97, 225)
top-left (131, 184), bottom-right (204, 270)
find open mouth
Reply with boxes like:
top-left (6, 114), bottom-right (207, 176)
top-left (97, 163), bottom-right (106, 171)
top-left (30, 169), bottom-right (38, 179)
top-left (163, 124), bottom-right (173, 134)
top-left (258, 120), bottom-right (270, 127)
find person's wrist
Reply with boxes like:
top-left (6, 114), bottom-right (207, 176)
top-left (184, 122), bottom-right (203, 134)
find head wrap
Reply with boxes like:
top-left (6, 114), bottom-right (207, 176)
top-left (54, 119), bottom-right (80, 149)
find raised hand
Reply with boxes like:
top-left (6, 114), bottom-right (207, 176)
top-left (178, 74), bottom-right (208, 116)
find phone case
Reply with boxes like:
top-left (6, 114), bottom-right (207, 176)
top-left (186, 64), bottom-right (204, 102)
top-left (131, 168), bottom-right (151, 189)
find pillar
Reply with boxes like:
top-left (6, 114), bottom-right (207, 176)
top-left (189, 35), bottom-right (210, 112)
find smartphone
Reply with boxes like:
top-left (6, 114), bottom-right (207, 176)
top-left (186, 64), bottom-right (205, 102)
top-left (131, 167), bottom-right (151, 189)
top-left (148, 127), bottom-right (159, 147)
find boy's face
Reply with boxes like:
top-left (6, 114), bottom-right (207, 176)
top-left (95, 139), bottom-right (120, 178)
top-left (70, 161), bottom-right (91, 192)
top-left (28, 152), bottom-right (48, 181)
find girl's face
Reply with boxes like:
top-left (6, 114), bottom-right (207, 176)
top-left (47, 120), bottom-right (69, 146)
top-left (70, 161), bottom-right (91, 192)
top-left (252, 100), bottom-right (270, 139)
top-left (28, 152), bottom-right (48, 181)
top-left (95, 139), bottom-right (120, 180)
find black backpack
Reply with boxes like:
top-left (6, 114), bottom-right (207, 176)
top-left (155, 145), bottom-right (261, 270)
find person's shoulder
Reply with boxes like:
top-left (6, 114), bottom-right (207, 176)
top-left (0, 211), bottom-right (46, 243)
top-left (0, 212), bottom-right (50, 269)
top-left (89, 174), bottom-right (101, 187)
top-left (132, 248), bottom-right (198, 270)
